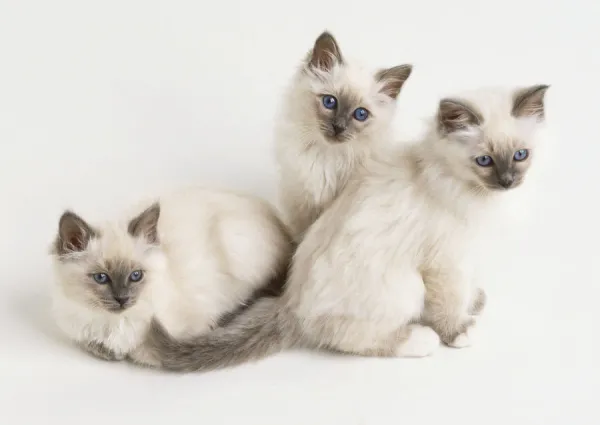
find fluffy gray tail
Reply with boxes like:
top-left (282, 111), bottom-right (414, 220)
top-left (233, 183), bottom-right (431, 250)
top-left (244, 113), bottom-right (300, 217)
top-left (146, 297), bottom-right (298, 372)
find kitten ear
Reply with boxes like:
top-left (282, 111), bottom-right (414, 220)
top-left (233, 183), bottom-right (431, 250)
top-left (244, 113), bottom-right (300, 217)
top-left (375, 64), bottom-right (413, 99)
top-left (308, 31), bottom-right (343, 72)
top-left (437, 99), bottom-right (482, 134)
top-left (128, 202), bottom-right (160, 244)
top-left (55, 211), bottom-right (96, 256)
top-left (512, 84), bottom-right (550, 120)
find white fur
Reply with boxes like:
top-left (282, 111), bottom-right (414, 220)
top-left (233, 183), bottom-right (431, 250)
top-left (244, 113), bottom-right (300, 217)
top-left (449, 328), bottom-right (475, 348)
top-left (274, 57), bottom-right (402, 241)
top-left (51, 186), bottom-right (292, 361)
top-left (282, 86), bottom-right (547, 354)
top-left (395, 325), bottom-right (440, 357)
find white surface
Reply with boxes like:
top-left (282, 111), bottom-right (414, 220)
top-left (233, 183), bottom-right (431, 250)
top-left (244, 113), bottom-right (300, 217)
top-left (0, 1), bottom-right (599, 424)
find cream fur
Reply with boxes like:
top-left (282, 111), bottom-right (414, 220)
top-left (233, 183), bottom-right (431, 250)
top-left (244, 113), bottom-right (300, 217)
top-left (281, 85), bottom-right (548, 354)
top-left (50, 186), bottom-right (292, 364)
top-left (143, 86), bottom-right (549, 373)
top-left (274, 53), bottom-right (407, 241)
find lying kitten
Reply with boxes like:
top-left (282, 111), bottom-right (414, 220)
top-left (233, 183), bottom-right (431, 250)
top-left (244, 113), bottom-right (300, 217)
top-left (274, 30), bottom-right (412, 241)
top-left (147, 84), bottom-right (549, 371)
top-left (50, 186), bottom-right (293, 365)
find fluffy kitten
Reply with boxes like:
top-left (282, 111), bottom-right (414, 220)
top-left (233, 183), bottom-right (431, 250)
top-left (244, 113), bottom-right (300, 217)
top-left (50, 186), bottom-right (293, 365)
top-left (147, 84), bottom-right (549, 371)
top-left (274, 31), bottom-right (413, 241)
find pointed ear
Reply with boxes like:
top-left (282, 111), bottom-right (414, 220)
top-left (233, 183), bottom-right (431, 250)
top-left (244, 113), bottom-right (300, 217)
top-left (512, 84), bottom-right (550, 120)
top-left (308, 31), bottom-right (343, 72)
top-left (437, 99), bottom-right (483, 134)
top-left (55, 211), bottom-right (97, 256)
top-left (128, 203), bottom-right (160, 244)
top-left (375, 64), bottom-right (413, 99)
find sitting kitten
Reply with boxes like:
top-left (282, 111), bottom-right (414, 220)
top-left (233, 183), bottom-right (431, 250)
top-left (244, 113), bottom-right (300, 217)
top-left (274, 30), bottom-right (413, 241)
top-left (147, 84), bottom-right (549, 371)
top-left (50, 186), bottom-right (293, 365)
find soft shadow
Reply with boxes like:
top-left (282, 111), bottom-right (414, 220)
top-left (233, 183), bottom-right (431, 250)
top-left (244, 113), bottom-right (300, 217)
top-left (6, 284), bottom-right (161, 374)
top-left (7, 284), bottom-right (74, 350)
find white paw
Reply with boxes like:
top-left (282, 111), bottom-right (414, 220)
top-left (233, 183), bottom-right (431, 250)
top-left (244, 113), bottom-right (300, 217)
top-left (113, 351), bottom-right (127, 361)
top-left (396, 325), bottom-right (440, 357)
top-left (448, 324), bottom-right (477, 348)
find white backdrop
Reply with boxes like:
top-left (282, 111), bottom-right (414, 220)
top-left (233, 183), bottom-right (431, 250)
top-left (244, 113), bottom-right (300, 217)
top-left (1, 0), bottom-right (598, 424)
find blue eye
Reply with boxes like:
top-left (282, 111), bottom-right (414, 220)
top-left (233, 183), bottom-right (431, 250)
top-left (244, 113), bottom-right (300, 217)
top-left (353, 107), bottom-right (369, 121)
top-left (322, 95), bottom-right (337, 110)
top-left (514, 149), bottom-right (528, 161)
top-left (92, 273), bottom-right (110, 284)
top-left (129, 270), bottom-right (144, 282)
top-left (475, 155), bottom-right (493, 167)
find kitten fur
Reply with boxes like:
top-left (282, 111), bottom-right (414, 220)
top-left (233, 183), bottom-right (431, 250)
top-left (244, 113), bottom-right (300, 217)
top-left (274, 30), bottom-right (413, 241)
top-left (146, 84), bottom-right (549, 371)
top-left (50, 186), bottom-right (293, 365)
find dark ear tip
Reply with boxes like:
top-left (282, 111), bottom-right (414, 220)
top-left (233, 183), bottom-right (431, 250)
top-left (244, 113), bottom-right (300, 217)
top-left (393, 64), bottom-right (413, 78)
top-left (438, 98), bottom-right (454, 107)
top-left (153, 205), bottom-right (161, 221)
top-left (58, 210), bottom-right (77, 226)
top-left (149, 201), bottom-right (161, 215)
top-left (316, 30), bottom-right (335, 40)
top-left (143, 201), bottom-right (161, 222)
top-left (532, 84), bottom-right (550, 93)
top-left (59, 209), bottom-right (75, 218)
top-left (313, 30), bottom-right (340, 50)
top-left (438, 98), bottom-right (467, 108)
top-left (521, 84), bottom-right (550, 95)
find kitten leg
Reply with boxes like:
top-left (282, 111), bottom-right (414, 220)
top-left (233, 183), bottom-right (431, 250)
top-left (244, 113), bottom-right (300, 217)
top-left (301, 269), bottom-right (437, 357)
top-left (393, 324), bottom-right (440, 357)
top-left (468, 287), bottom-right (487, 316)
top-left (80, 340), bottom-right (125, 361)
top-left (305, 318), bottom-right (438, 358)
top-left (128, 344), bottom-right (161, 368)
top-left (422, 267), bottom-right (476, 348)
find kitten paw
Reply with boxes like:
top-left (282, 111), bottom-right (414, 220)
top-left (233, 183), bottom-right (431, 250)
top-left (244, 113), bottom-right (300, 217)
top-left (83, 341), bottom-right (124, 361)
top-left (437, 317), bottom-right (476, 348)
top-left (447, 321), bottom-right (477, 348)
top-left (112, 352), bottom-right (126, 361)
top-left (395, 325), bottom-right (440, 357)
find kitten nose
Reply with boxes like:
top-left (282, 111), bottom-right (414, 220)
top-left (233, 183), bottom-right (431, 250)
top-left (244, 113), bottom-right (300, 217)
top-left (114, 296), bottom-right (129, 306)
top-left (332, 123), bottom-right (346, 135)
top-left (498, 174), bottom-right (515, 188)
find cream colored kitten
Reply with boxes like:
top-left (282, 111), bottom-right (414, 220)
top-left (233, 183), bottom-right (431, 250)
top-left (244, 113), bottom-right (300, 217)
top-left (50, 186), bottom-right (293, 365)
top-left (146, 84), bottom-right (549, 371)
top-left (274, 31), bottom-right (412, 241)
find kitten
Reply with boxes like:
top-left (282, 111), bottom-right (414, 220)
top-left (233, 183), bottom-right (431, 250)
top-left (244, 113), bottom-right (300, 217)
top-left (50, 186), bottom-right (293, 365)
top-left (146, 84), bottom-right (549, 371)
top-left (274, 30), bottom-right (413, 241)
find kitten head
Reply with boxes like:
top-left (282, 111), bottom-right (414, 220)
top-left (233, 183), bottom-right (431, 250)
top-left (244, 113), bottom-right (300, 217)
top-left (433, 84), bottom-right (550, 192)
top-left (50, 203), bottom-right (163, 313)
top-left (293, 31), bottom-right (412, 144)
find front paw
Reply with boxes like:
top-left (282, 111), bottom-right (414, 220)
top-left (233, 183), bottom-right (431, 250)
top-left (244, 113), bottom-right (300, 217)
top-left (437, 317), bottom-right (476, 348)
top-left (447, 324), bottom-right (476, 348)
top-left (82, 341), bottom-right (125, 361)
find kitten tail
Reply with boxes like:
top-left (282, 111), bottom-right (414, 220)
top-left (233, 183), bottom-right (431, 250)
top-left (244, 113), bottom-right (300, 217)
top-left (147, 297), bottom-right (300, 372)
